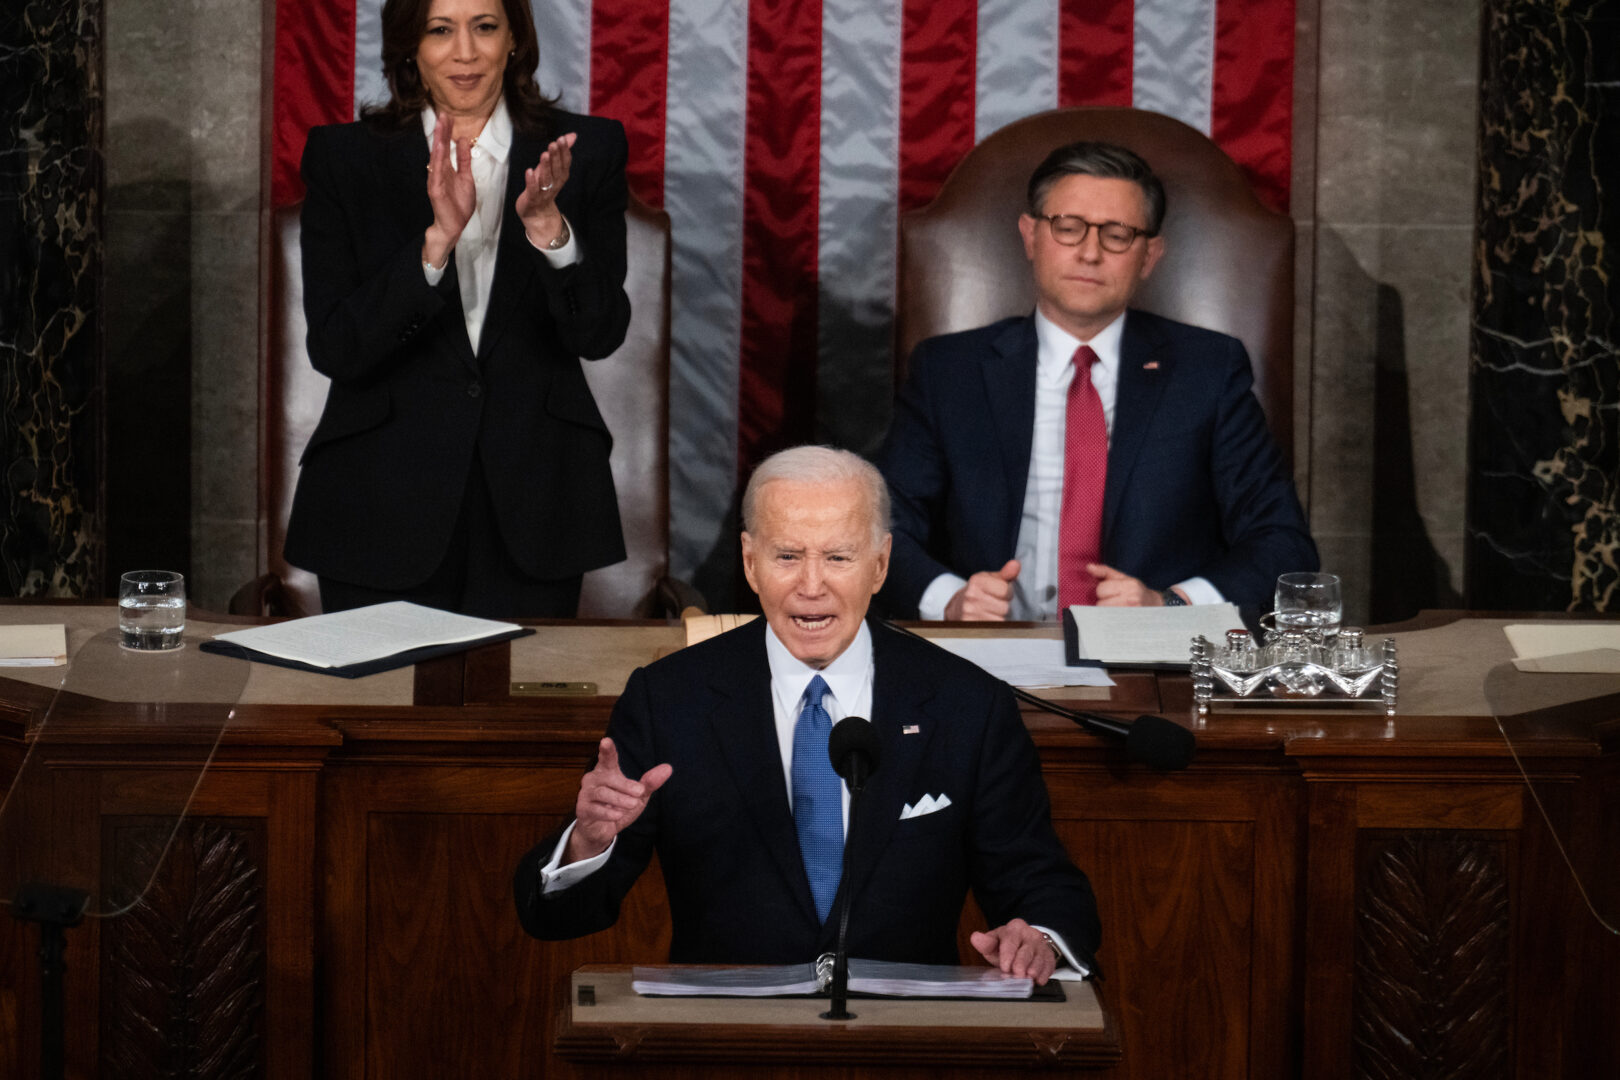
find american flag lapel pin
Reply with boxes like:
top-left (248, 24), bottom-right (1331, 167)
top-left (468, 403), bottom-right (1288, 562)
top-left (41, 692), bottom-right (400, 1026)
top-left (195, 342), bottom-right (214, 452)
top-left (1142, 360), bottom-right (1160, 370)
top-left (902, 724), bottom-right (921, 735)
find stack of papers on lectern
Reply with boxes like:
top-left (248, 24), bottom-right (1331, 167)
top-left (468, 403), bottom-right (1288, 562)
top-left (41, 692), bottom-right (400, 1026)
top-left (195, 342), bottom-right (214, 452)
top-left (202, 601), bottom-right (530, 678)
top-left (1064, 603), bottom-right (1247, 667)
top-left (632, 960), bottom-right (1034, 999)
top-left (930, 636), bottom-right (1114, 688)
top-left (0, 624), bottom-right (67, 666)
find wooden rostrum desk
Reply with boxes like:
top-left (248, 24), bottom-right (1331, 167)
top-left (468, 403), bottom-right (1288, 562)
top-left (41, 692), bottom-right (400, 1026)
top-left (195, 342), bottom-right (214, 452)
top-left (0, 607), bottom-right (1616, 1079)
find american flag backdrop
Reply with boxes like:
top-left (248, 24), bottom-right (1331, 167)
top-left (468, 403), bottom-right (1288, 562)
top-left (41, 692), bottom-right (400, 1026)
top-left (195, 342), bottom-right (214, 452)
top-left (271, 0), bottom-right (1294, 593)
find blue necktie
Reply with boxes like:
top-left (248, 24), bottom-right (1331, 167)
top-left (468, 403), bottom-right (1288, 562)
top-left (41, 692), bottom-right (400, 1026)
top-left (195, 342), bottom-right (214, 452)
top-left (792, 675), bottom-right (843, 923)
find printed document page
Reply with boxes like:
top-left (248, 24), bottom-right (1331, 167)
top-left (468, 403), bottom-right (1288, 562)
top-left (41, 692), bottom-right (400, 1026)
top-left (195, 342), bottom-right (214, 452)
top-left (930, 637), bottom-right (1114, 687)
top-left (210, 601), bottom-right (520, 669)
top-left (1069, 604), bottom-right (1246, 665)
top-left (632, 960), bottom-right (1033, 999)
top-left (1504, 623), bottom-right (1620, 673)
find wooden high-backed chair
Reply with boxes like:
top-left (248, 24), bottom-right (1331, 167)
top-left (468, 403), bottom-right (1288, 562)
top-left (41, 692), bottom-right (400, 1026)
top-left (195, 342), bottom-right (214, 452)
top-left (899, 107), bottom-right (1295, 455)
top-left (234, 194), bottom-right (691, 618)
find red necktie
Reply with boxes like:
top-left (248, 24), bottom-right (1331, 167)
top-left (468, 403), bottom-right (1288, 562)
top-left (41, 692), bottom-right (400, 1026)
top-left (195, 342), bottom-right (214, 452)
top-left (1058, 345), bottom-right (1107, 608)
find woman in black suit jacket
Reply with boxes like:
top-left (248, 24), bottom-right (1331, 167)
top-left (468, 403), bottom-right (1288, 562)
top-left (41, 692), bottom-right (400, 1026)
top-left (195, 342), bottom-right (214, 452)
top-left (284, 0), bottom-right (630, 617)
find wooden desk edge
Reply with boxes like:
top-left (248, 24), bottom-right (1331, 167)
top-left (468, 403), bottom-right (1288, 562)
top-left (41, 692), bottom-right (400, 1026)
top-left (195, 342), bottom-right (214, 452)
top-left (553, 966), bottom-right (1121, 1069)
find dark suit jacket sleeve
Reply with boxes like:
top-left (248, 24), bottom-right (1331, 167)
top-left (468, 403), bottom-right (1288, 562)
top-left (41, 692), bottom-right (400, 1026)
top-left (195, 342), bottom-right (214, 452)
top-left (1191, 337), bottom-right (1318, 609)
top-left (514, 665), bottom-right (661, 941)
top-left (523, 118), bottom-right (631, 361)
top-left (967, 681), bottom-right (1102, 967)
top-left (876, 338), bottom-right (965, 617)
top-left (299, 124), bottom-right (463, 386)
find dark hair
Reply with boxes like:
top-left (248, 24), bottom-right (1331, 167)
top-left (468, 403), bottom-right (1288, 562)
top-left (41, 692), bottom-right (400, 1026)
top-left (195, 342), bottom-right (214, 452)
top-left (1026, 141), bottom-right (1166, 235)
top-left (361, 0), bottom-right (556, 135)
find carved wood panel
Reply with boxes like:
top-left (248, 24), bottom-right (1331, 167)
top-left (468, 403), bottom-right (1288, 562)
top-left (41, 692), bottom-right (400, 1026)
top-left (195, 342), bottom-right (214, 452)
top-left (1352, 830), bottom-right (1510, 1080)
top-left (1057, 817), bottom-right (1258, 1080)
top-left (100, 818), bottom-right (266, 1079)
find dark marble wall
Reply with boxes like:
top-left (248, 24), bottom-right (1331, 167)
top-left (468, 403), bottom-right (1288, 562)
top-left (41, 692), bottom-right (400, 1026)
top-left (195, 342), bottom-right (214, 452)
top-left (1469, 0), bottom-right (1619, 610)
top-left (0, 0), bottom-right (104, 597)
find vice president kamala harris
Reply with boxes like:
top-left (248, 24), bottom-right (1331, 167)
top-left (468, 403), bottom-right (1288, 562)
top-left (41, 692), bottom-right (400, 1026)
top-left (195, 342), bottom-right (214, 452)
top-left (285, 0), bottom-right (630, 616)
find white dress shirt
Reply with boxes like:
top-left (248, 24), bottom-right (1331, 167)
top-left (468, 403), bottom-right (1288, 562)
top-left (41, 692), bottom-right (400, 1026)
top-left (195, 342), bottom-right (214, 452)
top-left (536, 620), bottom-right (1086, 977)
top-left (537, 622), bottom-right (872, 891)
top-left (918, 309), bottom-right (1222, 620)
top-left (419, 99), bottom-right (578, 354)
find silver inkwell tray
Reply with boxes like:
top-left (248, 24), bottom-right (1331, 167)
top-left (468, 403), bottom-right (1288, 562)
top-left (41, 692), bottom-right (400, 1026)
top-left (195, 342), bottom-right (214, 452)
top-left (1190, 623), bottom-right (1397, 716)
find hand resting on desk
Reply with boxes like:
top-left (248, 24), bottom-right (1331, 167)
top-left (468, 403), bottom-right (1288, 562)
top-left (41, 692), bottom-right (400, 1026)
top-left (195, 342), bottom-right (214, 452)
top-left (971, 917), bottom-right (1058, 986)
top-left (945, 559), bottom-right (1022, 621)
top-left (1089, 563), bottom-right (1189, 607)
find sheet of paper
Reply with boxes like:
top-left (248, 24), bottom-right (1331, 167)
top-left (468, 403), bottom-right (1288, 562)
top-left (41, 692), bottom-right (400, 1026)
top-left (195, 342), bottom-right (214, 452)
top-left (210, 601), bottom-right (519, 669)
top-left (632, 963), bottom-right (820, 997)
top-left (845, 959), bottom-right (1033, 999)
top-left (1505, 624), bottom-right (1620, 673)
top-left (0, 623), bottom-right (67, 666)
top-left (632, 960), bottom-right (1034, 999)
top-left (1069, 603), bottom-right (1247, 666)
top-left (931, 637), bottom-right (1114, 687)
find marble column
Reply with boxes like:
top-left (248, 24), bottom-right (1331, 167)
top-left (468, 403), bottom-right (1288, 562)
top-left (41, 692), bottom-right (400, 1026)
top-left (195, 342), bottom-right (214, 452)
top-left (102, 0), bottom-right (263, 610)
top-left (1468, 0), bottom-right (1619, 610)
top-left (0, 0), bottom-right (104, 597)
top-left (1309, 0), bottom-right (1480, 626)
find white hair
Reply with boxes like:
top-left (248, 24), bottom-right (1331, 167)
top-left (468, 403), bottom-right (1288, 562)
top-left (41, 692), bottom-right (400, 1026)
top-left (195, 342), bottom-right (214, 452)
top-left (741, 445), bottom-right (891, 546)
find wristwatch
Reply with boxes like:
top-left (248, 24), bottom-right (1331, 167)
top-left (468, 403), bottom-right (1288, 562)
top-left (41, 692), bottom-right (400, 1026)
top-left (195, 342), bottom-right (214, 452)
top-left (1040, 932), bottom-right (1063, 962)
top-left (1160, 589), bottom-right (1188, 607)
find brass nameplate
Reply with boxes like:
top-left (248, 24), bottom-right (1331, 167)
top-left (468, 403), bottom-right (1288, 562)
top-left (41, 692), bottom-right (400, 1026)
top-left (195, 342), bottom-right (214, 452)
top-left (510, 680), bottom-right (598, 696)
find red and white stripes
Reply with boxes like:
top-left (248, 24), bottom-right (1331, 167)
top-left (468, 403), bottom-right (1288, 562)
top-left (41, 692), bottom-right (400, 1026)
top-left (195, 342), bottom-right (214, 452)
top-left (271, 0), bottom-right (1294, 585)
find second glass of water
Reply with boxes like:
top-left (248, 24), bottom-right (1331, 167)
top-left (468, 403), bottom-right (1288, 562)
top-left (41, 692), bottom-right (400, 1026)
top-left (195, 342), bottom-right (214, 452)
top-left (119, 570), bottom-right (187, 651)
top-left (1274, 571), bottom-right (1342, 643)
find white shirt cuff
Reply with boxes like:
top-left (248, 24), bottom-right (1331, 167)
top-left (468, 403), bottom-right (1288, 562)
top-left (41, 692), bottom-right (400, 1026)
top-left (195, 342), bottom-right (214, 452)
top-left (422, 258), bottom-right (447, 286)
top-left (918, 573), bottom-right (969, 621)
top-left (1031, 923), bottom-right (1090, 980)
top-left (538, 820), bottom-right (615, 894)
top-left (535, 213), bottom-right (580, 267)
top-left (1174, 576), bottom-right (1224, 606)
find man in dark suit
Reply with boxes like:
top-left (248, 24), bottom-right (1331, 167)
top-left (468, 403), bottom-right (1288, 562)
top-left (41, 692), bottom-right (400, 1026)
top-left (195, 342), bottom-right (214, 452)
top-left (877, 141), bottom-right (1316, 621)
top-left (514, 447), bottom-right (1100, 982)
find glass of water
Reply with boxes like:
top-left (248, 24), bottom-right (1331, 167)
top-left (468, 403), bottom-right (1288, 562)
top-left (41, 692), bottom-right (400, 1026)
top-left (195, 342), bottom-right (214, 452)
top-left (119, 570), bottom-right (186, 651)
top-left (1274, 572), bottom-right (1342, 643)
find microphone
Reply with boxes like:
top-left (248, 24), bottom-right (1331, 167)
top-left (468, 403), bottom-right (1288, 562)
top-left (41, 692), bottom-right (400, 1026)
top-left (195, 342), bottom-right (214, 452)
top-left (828, 715), bottom-right (881, 795)
top-left (1064, 709), bottom-right (1196, 771)
top-left (877, 619), bottom-right (1196, 771)
top-left (822, 716), bottom-right (880, 1021)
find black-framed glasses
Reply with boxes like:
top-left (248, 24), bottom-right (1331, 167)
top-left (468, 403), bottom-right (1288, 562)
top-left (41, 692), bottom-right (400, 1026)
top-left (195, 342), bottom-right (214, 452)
top-left (1034, 214), bottom-right (1154, 253)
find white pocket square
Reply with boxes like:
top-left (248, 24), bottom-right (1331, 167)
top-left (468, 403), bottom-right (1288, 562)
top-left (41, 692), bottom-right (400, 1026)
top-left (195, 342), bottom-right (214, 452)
top-left (900, 793), bottom-right (952, 820)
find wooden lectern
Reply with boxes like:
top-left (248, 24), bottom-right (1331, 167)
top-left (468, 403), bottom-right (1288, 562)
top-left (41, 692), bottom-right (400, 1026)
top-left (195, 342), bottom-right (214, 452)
top-left (554, 966), bottom-right (1121, 1075)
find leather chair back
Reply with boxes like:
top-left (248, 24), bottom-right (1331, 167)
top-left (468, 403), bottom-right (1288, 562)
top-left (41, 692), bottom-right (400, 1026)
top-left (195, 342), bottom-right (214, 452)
top-left (259, 196), bottom-right (672, 617)
top-left (898, 107), bottom-right (1295, 455)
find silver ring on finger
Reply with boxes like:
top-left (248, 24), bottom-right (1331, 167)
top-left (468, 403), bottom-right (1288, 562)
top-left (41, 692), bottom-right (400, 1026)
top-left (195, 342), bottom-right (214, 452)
top-left (538, 181), bottom-right (555, 192)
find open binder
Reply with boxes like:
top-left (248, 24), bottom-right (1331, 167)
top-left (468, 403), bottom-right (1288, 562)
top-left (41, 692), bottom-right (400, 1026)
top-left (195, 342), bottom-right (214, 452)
top-left (199, 600), bottom-right (534, 678)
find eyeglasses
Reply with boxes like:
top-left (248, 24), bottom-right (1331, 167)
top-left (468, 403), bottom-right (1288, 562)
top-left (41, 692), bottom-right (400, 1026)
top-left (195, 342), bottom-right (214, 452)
top-left (1033, 214), bottom-right (1154, 253)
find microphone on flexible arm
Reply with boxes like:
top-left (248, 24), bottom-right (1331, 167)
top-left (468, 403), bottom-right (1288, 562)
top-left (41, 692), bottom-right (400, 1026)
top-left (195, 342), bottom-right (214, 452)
top-left (880, 619), bottom-right (1196, 771)
top-left (1024, 694), bottom-right (1196, 771)
top-left (821, 716), bottom-right (881, 1021)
